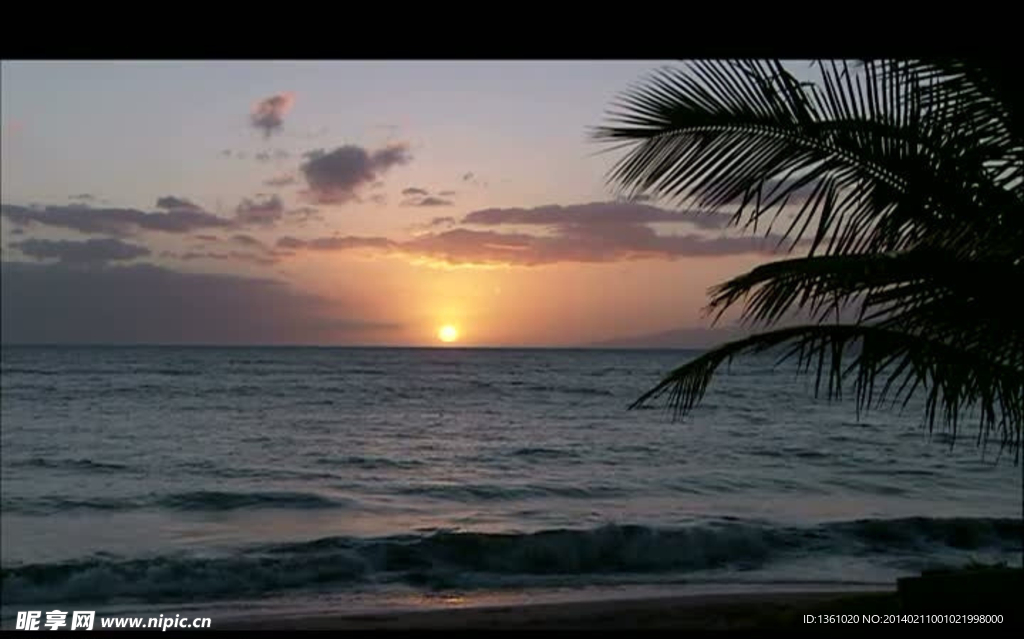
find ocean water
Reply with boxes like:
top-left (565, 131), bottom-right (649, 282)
top-left (1, 346), bottom-right (1021, 621)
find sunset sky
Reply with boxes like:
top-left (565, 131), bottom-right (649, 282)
top-left (1, 60), bottom-right (816, 347)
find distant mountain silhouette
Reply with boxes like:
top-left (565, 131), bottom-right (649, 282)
top-left (588, 325), bottom-right (748, 349)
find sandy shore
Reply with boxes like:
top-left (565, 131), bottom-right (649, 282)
top-left (221, 590), bottom-right (900, 630)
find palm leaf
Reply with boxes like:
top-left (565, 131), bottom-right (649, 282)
top-left (703, 250), bottom-right (1024, 370)
top-left (596, 58), bottom-right (1023, 460)
top-left (630, 324), bottom-right (1023, 461)
top-left (592, 60), bottom-right (1022, 259)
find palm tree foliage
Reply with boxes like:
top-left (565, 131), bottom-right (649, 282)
top-left (592, 59), bottom-right (1023, 461)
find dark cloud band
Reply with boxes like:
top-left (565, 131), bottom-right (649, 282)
top-left (2, 202), bottom-right (233, 237)
top-left (10, 238), bottom-right (151, 265)
top-left (1, 262), bottom-right (400, 345)
top-left (461, 202), bottom-right (731, 229)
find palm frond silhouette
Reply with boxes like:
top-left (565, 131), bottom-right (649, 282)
top-left (593, 59), bottom-right (1023, 461)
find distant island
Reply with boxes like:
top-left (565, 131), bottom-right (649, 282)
top-left (588, 325), bottom-right (746, 350)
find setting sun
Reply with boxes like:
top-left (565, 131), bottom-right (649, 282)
top-left (438, 325), bottom-right (459, 343)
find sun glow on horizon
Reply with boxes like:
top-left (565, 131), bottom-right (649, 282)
top-left (438, 325), bottom-right (459, 343)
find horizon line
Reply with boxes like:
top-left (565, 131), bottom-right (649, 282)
top-left (0, 342), bottom-right (705, 352)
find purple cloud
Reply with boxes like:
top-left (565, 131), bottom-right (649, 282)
top-left (276, 222), bottom-right (790, 267)
top-left (167, 250), bottom-right (282, 267)
top-left (4, 190), bottom-right (318, 236)
top-left (250, 92), bottom-right (295, 138)
top-left (276, 235), bottom-right (396, 252)
top-left (398, 226), bottom-right (789, 266)
top-left (1, 203), bottom-right (233, 237)
top-left (461, 202), bottom-right (731, 230)
top-left (404, 196), bottom-right (453, 207)
top-left (299, 143), bottom-right (413, 205)
top-left (288, 206), bottom-right (322, 224)
top-left (235, 195), bottom-right (285, 226)
top-left (231, 234), bottom-right (264, 248)
top-left (271, 196), bottom-right (791, 266)
top-left (164, 233), bottom-right (289, 266)
top-left (11, 238), bottom-right (151, 265)
top-left (155, 196), bottom-right (202, 211)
